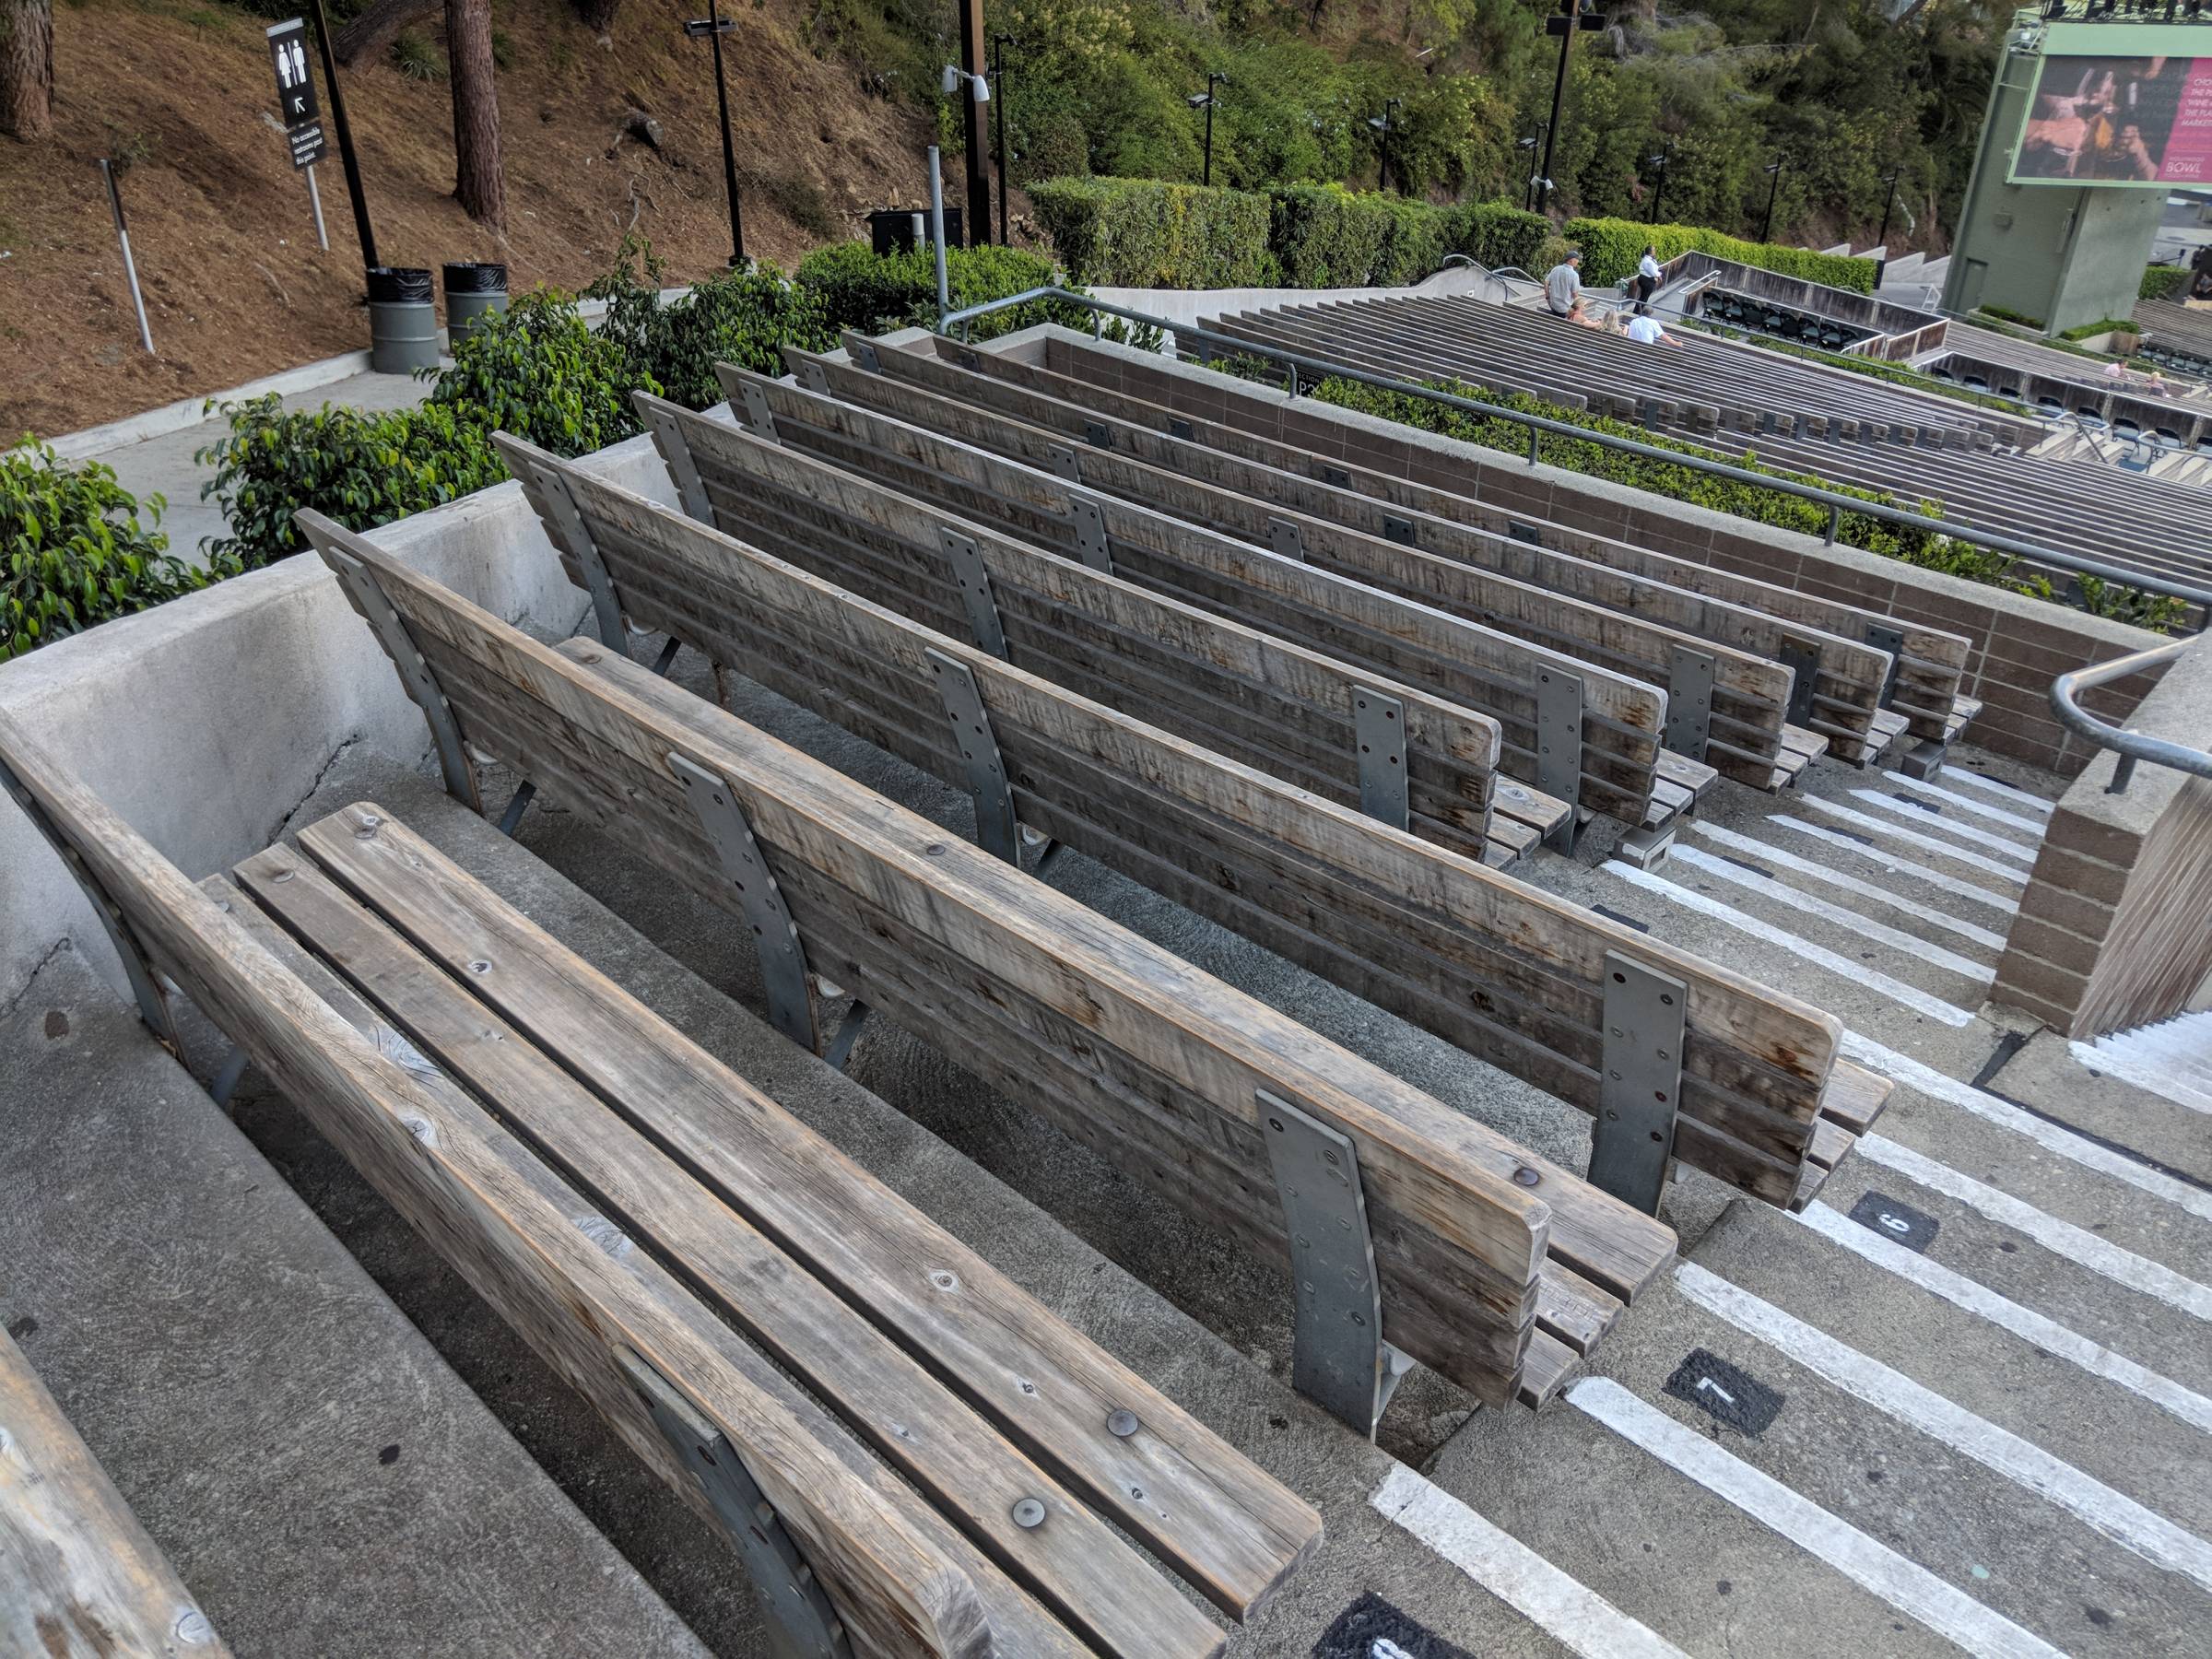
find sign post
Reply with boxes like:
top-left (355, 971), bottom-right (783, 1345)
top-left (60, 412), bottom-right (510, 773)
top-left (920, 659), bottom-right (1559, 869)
top-left (266, 18), bottom-right (331, 250)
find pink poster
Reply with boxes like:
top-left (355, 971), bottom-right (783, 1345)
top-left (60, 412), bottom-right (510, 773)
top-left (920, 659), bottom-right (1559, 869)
top-left (2017, 53), bottom-right (2212, 185)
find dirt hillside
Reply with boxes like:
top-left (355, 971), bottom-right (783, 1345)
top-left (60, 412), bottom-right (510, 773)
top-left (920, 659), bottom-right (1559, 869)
top-left (1, 0), bottom-right (941, 439)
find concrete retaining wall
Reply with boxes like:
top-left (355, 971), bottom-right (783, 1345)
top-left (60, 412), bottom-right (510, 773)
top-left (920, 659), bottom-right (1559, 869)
top-left (1993, 637), bottom-right (2212, 1037)
top-left (0, 431), bottom-right (677, 1011)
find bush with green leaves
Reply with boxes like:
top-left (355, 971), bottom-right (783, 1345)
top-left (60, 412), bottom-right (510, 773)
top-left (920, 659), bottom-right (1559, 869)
top-left (2142, 265), bottom-right (2189, 301)
top-left (426, 286), bottom-right (652, 448)
top-left (794, 239), bottom-right (1152, 345)
top-left (2, 439), bottom-right (227, 661)
top-left (590, 243), bottom-right (828, 408)
top-left (1026, 179), bottom-right (1277, 288)
top-left (1562, 218), bottom-right (1878, 294)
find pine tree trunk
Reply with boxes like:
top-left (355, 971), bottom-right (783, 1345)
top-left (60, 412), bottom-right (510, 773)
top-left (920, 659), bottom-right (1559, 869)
top-left (1, 0), bottom-right (54, 142)
top-left (445, 0), bottom-right (502, 229)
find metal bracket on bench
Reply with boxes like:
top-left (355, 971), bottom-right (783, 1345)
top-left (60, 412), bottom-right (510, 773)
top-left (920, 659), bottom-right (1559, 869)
top-left (1533, 666), bottom-right (1583, 851)
top-left (1260, 1089), bottom-right (1410, 1440)
top-left (1352, 688), bottom-right (1408, 831)
top-left (1585, 951), bottom-right (1688, 1217)
top-left (1266, 517), bottom-right (1304, 562)
top-left (529, 464), bottom-right (633, 660)
top-left (1046, 442), bottom-right (1082, 482)
top-left (668, 754), bottom-right (819, 1052)
top-left (737, 379), bottom-right (781, 442)
top-left (325, 547), bottom-right (479, 808)
top-left (938, 529), bottom-right (1009, 660)
top-left (794, 357), bottom-right (832, 395)
top-left (1864, 623), bottom-right (1906, 710)
top-left (1382, 514), bottom-right (1417, 547)
top-left (0, 757), bottom-right (182, 1054)
top-left (1777, 639), bottom-right (1822, 727)
top-left (925, 649), bottom-right (1020, 865)
top-left (1067, 499), bottom-right (1112, 574)
top-left (850, 337), bottom-right (882, 372)
top-left (642, 407), bottom-right (717, 531)
top-left (618, 1350), bottom-right (852, 1659)
top-left (1663, 645), bottom-right (1716, 759)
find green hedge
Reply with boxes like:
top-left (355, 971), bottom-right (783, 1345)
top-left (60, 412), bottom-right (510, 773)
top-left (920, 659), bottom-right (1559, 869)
top-left (2141, 265), bottom-right (2189, 301)
top-left (1030, 175), bottom-right (1549, 290)
top-left (1562, 218), bottom-right (1877, 294)
top-left (795, 241), bottom-right (1079, 340)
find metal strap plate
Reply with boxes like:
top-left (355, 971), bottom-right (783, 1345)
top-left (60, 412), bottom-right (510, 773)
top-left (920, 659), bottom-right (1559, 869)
top-left (644, 408), bottom-right (716, 529)
top-left (1352, 687), bottom-right (1408, 831)
top-left (1865, 623), bottom-right (1906, 709)
top-left (326, 548), bottom-right (478, 808)
top-left (1508, 521), bottom-right (1544, 547)
top-left (955, 347), bottom-right (982, 372)
top-left (1068, 499), bottom-right (1112, 573)
top-left (1267, 517), bottom-right (1304, 561)
top-left (531, 464), bottom-right (632, 659)
top-left (1533, 666), bottom-right (1583, 844)
top-left (618, 1350), bottom-right (851, 1658)
top-left (925, 649), bottom-right (1020, 865)
top-left (937, 529), bottom-right (1008, 660)
top-left (1166, 418), bottom-right (1194, 441)
top-left (1382, 514), bottom-right (1417, 547)
top-left (1260, 1089), bottom-right (1399, 1439)
top-left (737, 379), bottom-right (780, 442)
top-left (1046, 442), bottom-right (1082, 482)
top-left (1664, 645), bottom-right (1716, 759)
top-left (1777, 639), bottom-right (1822, 726)
top-left (1083, 419), bottom-right (1112, 449)
top-left (851, 337), bottom-right (882, 372)
top-left (667, 754), bottom-right (818, 1051)
top-left (794, 357), bottom-right (831, 394)
top-left (1586, 951), bottom-right (1688, 1216)
top-left (1318, 464), bottom-right (1351, 488)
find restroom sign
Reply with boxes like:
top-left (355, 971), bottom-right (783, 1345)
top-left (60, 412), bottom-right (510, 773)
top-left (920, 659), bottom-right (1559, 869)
top-left (266, 19), bottom-right (327, 168)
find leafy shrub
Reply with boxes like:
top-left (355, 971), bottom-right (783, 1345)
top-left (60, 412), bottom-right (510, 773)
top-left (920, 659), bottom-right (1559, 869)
top-left (2, 438), bottom-right (224, 661)
top-left (1444, 201), bottom-right (1553, 276)
top-left (1563, 218), bottom-right (1877, 295)
top-left (1976, 304), bottom-right (2045, 331)
top-left (1269, 184), bottom-right (1439, 287)
top-left (2057, 318), bottom-right (2137, 343)
top-left (590, 241), bottom-right (825, 408)
top-left (425, 288), bottom-right (650, 450)
top-left (1028, 178), bottom-right (1277, 288)
top-left (390, 29), bottom-right (445, 82)
top-left (2141, 265), bottom-right (2189, 302)
top-left (794, 240), bottom-right (1150, 346)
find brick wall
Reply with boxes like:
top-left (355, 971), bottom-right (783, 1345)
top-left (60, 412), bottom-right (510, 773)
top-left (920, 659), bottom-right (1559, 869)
top-left (1993, 637), bottom-right (2212, 1038)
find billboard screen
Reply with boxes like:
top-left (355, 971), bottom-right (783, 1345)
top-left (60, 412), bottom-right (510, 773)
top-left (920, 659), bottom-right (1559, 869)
top-left (2010, 23), bottom-right (2212, 186)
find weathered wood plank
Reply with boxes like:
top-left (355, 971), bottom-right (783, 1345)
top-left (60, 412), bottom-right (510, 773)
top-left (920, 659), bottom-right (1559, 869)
top-left (0, 1324), bottom-right (230, 1659)
top-left (0, 709), bottom-right (995, 1659)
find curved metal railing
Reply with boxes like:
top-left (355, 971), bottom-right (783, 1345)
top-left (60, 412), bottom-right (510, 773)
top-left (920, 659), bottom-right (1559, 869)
top-left (935, 285), bottom-right (2212, 616)
top-left (2052, 640), bottom-right (2212, 794)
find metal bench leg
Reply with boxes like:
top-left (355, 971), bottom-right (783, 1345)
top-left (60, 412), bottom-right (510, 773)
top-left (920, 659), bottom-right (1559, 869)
top-left (924, 650), bottom-right (1020, 865)
top-left (210, 1042), bottom-right (251, 1111)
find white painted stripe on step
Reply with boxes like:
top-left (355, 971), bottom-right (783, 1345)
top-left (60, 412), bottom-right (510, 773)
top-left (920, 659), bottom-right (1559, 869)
top-left (1766, 817), bottom-right (2021, 914)
top-left (1939, 765), bottom-right (2056, 816)
top-left (1841, 1030), bottom-right (2212, 1226)
top-left (2075, 1012), bottom-right (2212, 1118)
top-left (1853, 1135), bottom-right (2212, 1322)
top-left (1880, 771), bottom-right (2050, 836)
top-left (1369, 1462), bottom-right (1690, 1659)
top-left (1566, 1377), bottom-right (2065, 1659)
top-left (1676, 1263), bottom-right (2212, 1594)
top-left (1668, 845), bottom-right (1994, 982)
top-left (1796, 1201), bottom-right (2212, 1438)
top-left (1845, 790), bottom-right (2041, 861)
top-left (1691, 824), bottom-right (2010, 952)
top-left (1604, 864), bottom-right (1976, 1027)
top-left (1800, 800), bottom-right (2033, 885)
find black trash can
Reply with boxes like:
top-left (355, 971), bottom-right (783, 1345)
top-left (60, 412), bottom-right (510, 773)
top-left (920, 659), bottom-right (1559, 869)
top-left (442, 261), bottom-right (509, 349)
top-left (366, 265), bottom-right (438, 373)
top-left (868, 206), bottom-right (964, 255)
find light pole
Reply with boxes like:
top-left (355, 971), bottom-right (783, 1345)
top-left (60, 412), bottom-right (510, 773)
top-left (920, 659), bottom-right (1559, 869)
top-left (1759, 155), bottom-right (1786, 244)
top-left (306, 0), bottom-right (377, 277)
top-left (1536, 0), bottom-right (1601, 214)
top-left (1517, 124), bottom-right (1549, 213)
top-left (683, 0), bottom-right (745, 265)
top-left (1186, 71), bottom-right (1228, 187)
top-left (1368, 98), bottom-right (1402, 194)
top-left (1645, 142), bottom-right (1673, 225)
top-left (1871, 162), bottom-right (1903, 288)
top-left (993, 33), bottom-right (1014, 244)
top-left (956, 0), bottom-right (991, 245)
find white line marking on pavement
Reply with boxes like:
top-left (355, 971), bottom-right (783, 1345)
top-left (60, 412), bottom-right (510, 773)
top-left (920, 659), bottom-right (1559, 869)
top-left (1841, 1030), bottom-right (2212, 1226)
top-left (1853, 1134), bottom-right (2212, 1322)
top-left (1767, 815), bottom-right (2021, 912)
top-left (1605, 863), bottom-right (1976, 1027)
top-left (1796, 1201), bottom-right (2212, 1438)
top-left (1880, 771), bottom-right (2050, 836)
top-left (1691, 824), bottom-right (2010, 952)
top-left (1369, 1462), bottom-right (1690, 1659)
top-left (1845, 790), bottom-right (2041, 861)
top-left (1676, 1263), bottom-right (2212, 1594)
top-left (1566, 1377), bottom-right (2065, 1659)
top-left (1938, 765), bottom-right (2055, 816)
top-left (1801, 799), bottom-right (2033, 884)
top-left (2074, 1012), bottom-right (2212, 1118)
top-left (1668, 844), bottom-right (1994, 982)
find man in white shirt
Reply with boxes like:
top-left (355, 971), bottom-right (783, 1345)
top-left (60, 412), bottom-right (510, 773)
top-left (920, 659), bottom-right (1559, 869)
top-left (1634, 246), bottom-right (1663, 314)
top-left (1544, 251), bottom-right (1583, 318)
top-left (1625, 313), bottom-right (1680, 347)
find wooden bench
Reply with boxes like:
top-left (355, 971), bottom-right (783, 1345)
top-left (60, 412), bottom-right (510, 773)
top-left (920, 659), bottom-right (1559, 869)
top-left (717, 361), bottom-right (1688, 850)
top-left (0, 709), bottom-right (1323, 1658)
top-left (493, 432), bottom-right (1887, 1228)
top-left (843, 332), bottom-right (1900, 777)
top-left (0, 1323), bottom-right (229, 1658)
top-left (1004, 326), bottom-right (1981, 770)
top-left (297, 511), bottom-right (1620, 1430)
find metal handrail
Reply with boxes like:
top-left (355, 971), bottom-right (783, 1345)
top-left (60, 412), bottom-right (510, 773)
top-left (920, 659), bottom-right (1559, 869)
top-left (934, 285), bottom-right (2212, 613)
top-left (2051, 640), bottom-right (2212, 794)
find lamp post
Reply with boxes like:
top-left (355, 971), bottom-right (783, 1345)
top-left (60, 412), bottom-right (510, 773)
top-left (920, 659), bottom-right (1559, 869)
top-left (1368, 98), bottom-right (1402, 194)
top-left (1759, 156), bottom-right (1787, 244)
top-left (1871, 162), bottom-right (1903, 288)
top-left (956, 0), bottom-right (991, 245)
top-left (993, 33), bottom-right (1015, 244)
top-left (306, 0), bottom-right (377, 277)
top-left (683, 0), bottom-right (745, 265)
top-left (1187, 71), bottom-right (1228, 187)
top-left (1536, 0), bottom-right (1601, 214)
top-left (1517, 124), bottom-right (1549, 213)
top-left (1645, 142), bottom-right (1673, 225)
